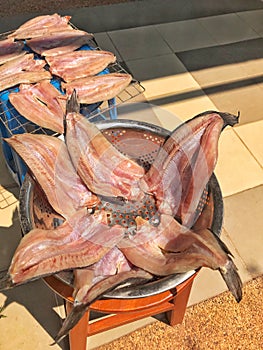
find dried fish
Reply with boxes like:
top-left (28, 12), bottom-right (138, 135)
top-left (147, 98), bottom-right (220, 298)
top-left (0, 209), bottom-right (125, 288)
top-left (65, 93), bottom-right (145, 200)
top-left (46, 50), bottom-right (116, 82)
top-left (4, 133), bottom-right (98, 218)
top-left (9, 81), bottom-right (66, 134)
top-left (62, 73), bottom-right (132, 104)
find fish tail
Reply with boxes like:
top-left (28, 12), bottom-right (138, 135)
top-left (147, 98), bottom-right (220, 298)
top-left (219, 258), bottom-right (243, 303)
top-left (66, 89), bottom-right (80, 114)
top-left (51, 303), bottom-right (87, 345)
top-left (0, 271), bottom-right (13, 291)
top-left (64, 89), bottom-right (80, 135)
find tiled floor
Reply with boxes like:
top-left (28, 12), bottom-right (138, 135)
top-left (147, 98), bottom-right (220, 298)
top-left (0, 1), bottom-right (263, 349)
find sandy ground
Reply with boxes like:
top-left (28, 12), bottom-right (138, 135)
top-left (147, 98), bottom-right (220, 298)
top-left (96, 276), bottom-right (263, 350)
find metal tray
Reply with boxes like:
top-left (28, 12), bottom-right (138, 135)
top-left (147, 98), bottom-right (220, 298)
top-left (19, 119), bottom-right (223, 299)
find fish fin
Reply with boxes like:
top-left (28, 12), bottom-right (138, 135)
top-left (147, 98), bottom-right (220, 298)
top-left (219, 258), bottom-right (243, 303)
top-left (0, 271), bottom-right (13, 291)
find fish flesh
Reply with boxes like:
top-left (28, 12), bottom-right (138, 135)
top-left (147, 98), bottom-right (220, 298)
top-left (118, 214), bottom-right (242, 302)
top-left (0, 53), bottom-right (51, 92)
top-left (0, 71), bottom-right (52, 92)
top-left (0, 53), bottom-right (47, 78)
top-left (62, 73), bottom-right (132, 104)
top-left (8, 13), bottom-right (72, 40)
top-left (73, 247), bottom-right (132, 303)
top-left (54, 268), bottom-right (153, 345)
top-left (65, 98), bottom-right (145, 200)
top-left (26, 29), bottom-right (94, 56)
top-left (45, 49), bottom-right (116, 82)
top-left (139, 111), bottom-right (239, 227)
top-left (4, 133), bottom-right (98, 218)
top-left (0, 209), bottom-right (125, 288)
top-left (0, 38), bottom-right (25, 65)
top-left (9, 81), bottom-right (66, 134)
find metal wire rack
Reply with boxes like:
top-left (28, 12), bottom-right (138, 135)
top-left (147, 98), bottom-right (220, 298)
top-left (0, 28), bottom-right (145, 136)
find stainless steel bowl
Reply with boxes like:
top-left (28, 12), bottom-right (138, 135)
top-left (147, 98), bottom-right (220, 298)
top-left (19, 119), bottom-right (223, 299)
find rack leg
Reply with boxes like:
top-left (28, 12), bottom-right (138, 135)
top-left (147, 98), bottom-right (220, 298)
top-left (167, 279), bottom-right (194, 326)
top-left (66, 301), bottom-right (88, 350)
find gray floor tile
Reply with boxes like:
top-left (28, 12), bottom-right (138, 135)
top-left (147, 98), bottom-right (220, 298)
top-left (108, 26), bottom-right (172, 61)
top-left (125, 53), bottom-right (187, 81)
top-left (237, 9), bottom-right (263, 37)
top-left (223, 186), bottom-right (263, 279)
top-left (198, 13), bottom-right (259, 45)
top-left (93, 32), bottom-right (123, 61)
top-left (155, 19), bottom-right (216, 52)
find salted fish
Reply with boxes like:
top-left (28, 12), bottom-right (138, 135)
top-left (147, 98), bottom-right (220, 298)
top-left (0, 53), bottom-right (51, 92)
top-left (0, 209), bottom-right (125, 287)
top-left (140, 111), bottom-right (239, 228)
top-left (26, 29), bottom-right (94, 56)
top-left (8, 13), bottom-right (72, 40)
top-left (46, 50), bottom-right (116, 82)
top-left (62, 73), bottom-right (132, 104)
top-left (65, 102), bottom-right (145, 201)
top-left (118, 215), bottom-right (242, 302)
top-left (0, 38), bottom-right (25, 65)
top-left (9, 81), bottom-right (66, 134)
top-left (4, 133), bottom-right (98, 218)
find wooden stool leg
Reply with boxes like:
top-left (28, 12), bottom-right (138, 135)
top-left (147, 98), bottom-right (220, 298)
top-left (66, 301), bottom-right (88, 350)
top-left (167, 278), bottom-right (194, 326)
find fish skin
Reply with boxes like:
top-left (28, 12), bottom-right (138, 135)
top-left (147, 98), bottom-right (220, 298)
top-left (62, 73), bottom-right (132, 104)
top-left (118, 215), bottom-right (242, 302)
top-left (4, 133), bottom-right (98, 218)
top-left (139, 111), bottom-right (239, 228)
top-left (65, 101), bottom-right (145, 201)
top-left (0, 209), bottom-right (125, 288)
top-left (53, 269), bottom-right (153, 345)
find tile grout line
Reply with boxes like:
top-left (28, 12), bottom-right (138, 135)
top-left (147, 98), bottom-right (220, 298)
top-left (232, 127), bottom-right (263, 171)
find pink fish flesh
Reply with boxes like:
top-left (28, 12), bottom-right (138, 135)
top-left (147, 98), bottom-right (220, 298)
top-left (118, 214), bottom-right (242, 302)
top-left (73, 246), bottom-right (132, 303)
top-left (0, 53), bottom-right (51, 92)
top-left (62, 73), bottom-right (132, 104)
top-left (46, 50), bottom-right (116, 82)
top-left (7, 209), bottom-right (125, 285)
top-left (4, 133), bottom-right (99, 218)
top-left (0, 38), bottom-right (25, 65)
top-left (9, 81), bottom-right (66, 134)
top-left (26, 29), bottom-right (94, 56)
top-left (140, 111), bottom-right (239, 227)
top-left (8, 13), bottom-right (72, 39)
top-left (65, 110), bottom-right (145, 200)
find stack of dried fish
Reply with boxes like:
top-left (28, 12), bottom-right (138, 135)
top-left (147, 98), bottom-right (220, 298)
top-left (0, 14), bottom-right (132, 134)
top-left (0, 87), bottom-right (242, 344)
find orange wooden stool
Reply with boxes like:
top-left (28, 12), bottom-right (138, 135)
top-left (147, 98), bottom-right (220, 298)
top-left (44, 272), bottom-right (197, 350)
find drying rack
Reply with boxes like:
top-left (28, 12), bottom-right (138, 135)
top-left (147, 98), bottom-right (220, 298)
top-left (0, 27), bottom-right (145, 185)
